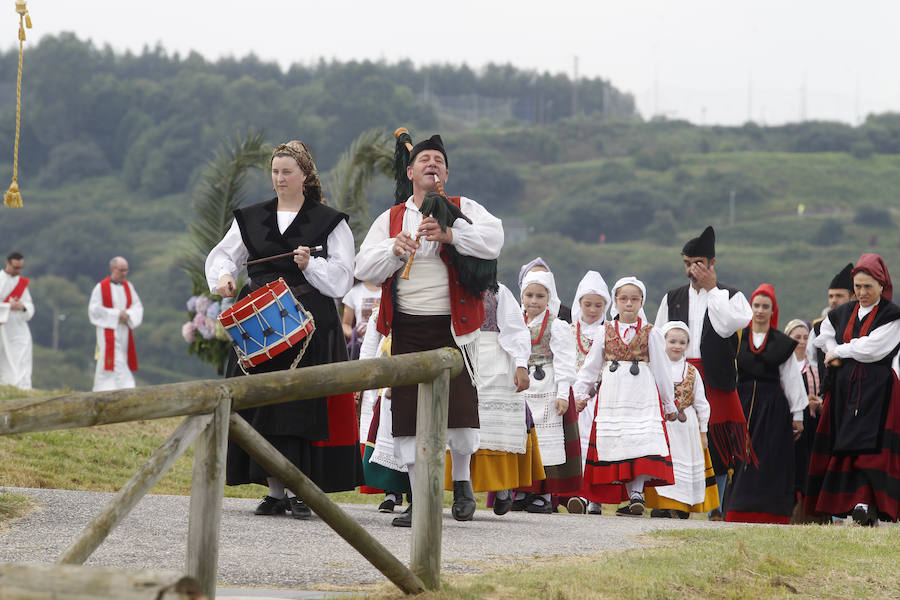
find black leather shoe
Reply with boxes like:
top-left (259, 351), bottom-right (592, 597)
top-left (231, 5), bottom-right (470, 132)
top-left (510, 494), bottom-right (530, 512)
top-left (452, 480), bottom-right (476, 521)
top-left (525, 496), bottom-right (553, 514)
top-left (287, 497), bottom-right (311, 519)
top-left (254, 495), bottom-right (286, 516)
top-left (378, 497), bottom-right (399, 513)
top-left (392, 504), bottom-right (412, 527)
top-left (650, 508), bottom-right (672, 518)
top-left (851, 504), bottom-right (879, 527)
top-left (493, 492), bottom-right (513, 516)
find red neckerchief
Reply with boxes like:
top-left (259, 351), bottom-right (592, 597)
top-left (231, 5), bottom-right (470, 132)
top-left (576, 320), bottom-right (594, 354)
top-left (100, 276), bottom-right (138, 372)
top-left (843, 302), bottom-right (879, 343)
top-left (749, 327), bottom-right (770, 354)
top-left (615, 317), bottom-right (642, 342)
top-left (526, 309), bottom-right (550, 345)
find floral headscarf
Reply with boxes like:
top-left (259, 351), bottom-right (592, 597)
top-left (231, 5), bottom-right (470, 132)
top-left (271, 140), bottom-right (322, 196)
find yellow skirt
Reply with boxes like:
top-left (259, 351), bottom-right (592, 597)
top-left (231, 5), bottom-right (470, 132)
top-left (644, 448), bottom-right (719, 513)
top-left (445, 427), bottom-right (546, 492)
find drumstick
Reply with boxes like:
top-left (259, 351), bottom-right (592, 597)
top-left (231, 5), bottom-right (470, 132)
top-left (244, 246), bottom-right (324, 266)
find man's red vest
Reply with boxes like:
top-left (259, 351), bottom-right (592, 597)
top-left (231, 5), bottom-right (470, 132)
top-left (100, 276), bottom-right (138, 372)
top-left (376, 198), bottom-right (485, 337)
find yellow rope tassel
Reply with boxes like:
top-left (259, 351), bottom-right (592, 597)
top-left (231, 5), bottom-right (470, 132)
top-left (6, 1), bottom-right (31, 208)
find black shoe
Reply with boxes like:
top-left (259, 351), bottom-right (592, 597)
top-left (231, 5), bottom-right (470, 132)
top-left (629, 495), bottom-right (645, 516)
top-left (851, 504), bottom-right (879, 527)
top-left (615, 504), bottom-right (633, 516)
top-left (566, 497), bottom-right (586, 514)
top-left (287, 497), bottom-right (311, 519)
top-left (708, 509), bottom-right (724, 521)
top-left (493, 492), bottom-right (513, 516)
top-left (650, 508), bottom-right (672, 518)
top-left (510, 494), bottom-right (530, 512)
top-left (673, 510), bottom-right (690, 519)
top-left (524, 496), bottom-right (553, 514)
top-left (254, 496), bottom-right (287, 516)
top-left (452, 480), bottom-right (476, 521)
top-left (378, 496), bottom-right (399, 513)
top-left (392, 504), bottom-right (412, 527)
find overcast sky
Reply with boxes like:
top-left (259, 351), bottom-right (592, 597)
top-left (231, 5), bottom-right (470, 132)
top-left (25, 0), bottom-right (900, 125)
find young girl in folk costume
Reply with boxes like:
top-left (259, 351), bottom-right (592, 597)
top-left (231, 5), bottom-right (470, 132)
top-left (574, 277), bottom-right (678, 516)
top-left (644, 322), bottom-right (719, 518)
top-left (513, 269), bottom-right (580, 513)
top-left (566, 271), bottom-right (611, 515)
top-left (444, 283), bottom-right (546, 515)
top-left (357, 307), bottom-right (411, 513)
top-left (783, 318), bottom-right (823, 523)
top-left (725, 284), bottom-right (808, 524)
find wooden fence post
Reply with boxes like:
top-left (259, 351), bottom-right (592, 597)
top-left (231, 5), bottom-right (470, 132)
top-left (409, 367), bottom-right (451, 590)
top-left (59, 413), bottom-right (214, 565)
top-left (185, 390), bottom-right (231, 599)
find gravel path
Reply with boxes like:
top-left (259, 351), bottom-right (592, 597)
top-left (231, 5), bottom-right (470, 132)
top-left (0, 487), bottom-right (738, 592)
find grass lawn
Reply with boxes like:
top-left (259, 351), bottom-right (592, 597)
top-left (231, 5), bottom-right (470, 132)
top-left (356, 525), bottom-right (900, 600)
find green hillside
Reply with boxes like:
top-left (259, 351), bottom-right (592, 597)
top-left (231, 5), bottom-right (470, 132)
top-left (2, 35), bottom-right (899, 391)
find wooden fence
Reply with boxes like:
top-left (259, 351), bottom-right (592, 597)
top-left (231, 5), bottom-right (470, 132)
top-left (0, 348), bottom-right (462, 599)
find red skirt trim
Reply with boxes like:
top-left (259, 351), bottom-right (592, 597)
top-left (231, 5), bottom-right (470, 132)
top-left (311, 393), bottom-right (360, 447)
top-left (726, 510), bottom-right (790, 524)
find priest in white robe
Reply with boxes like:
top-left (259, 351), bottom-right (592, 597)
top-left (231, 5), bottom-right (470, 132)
top-left (89, 256), bottom-right (143, 391)
top-left (0, 252), bottom-right (34, 390)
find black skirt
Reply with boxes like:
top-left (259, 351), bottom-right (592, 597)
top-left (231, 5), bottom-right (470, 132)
top-left (224, 284), bottom-right (363, 492)
top-left (725, 379), bottom-right (796, 518)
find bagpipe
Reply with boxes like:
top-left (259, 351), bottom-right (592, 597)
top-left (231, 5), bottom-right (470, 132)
top-left (392, 127), bottom-right (497, 298)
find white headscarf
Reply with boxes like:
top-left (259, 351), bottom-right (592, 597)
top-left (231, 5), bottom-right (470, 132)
top-left (609, 276), bottom-right (648, 322)
top-left (571, 271), bottom-right (611, 325)
top-left (520, 270), bottom-right (561, 317)
top-left (660, 320), bottom-right (690, 341)
top-left (518, 257), bottom-right (551, 288)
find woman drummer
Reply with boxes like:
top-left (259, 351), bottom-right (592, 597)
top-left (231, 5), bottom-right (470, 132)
top-left (206, 140), bottom-right (363, 518)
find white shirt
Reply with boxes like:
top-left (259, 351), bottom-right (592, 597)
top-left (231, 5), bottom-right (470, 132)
top-left (655, 286), bottom-right (752, 359)
top-left (354, 196), bottom-right (504, 286)
top-left (342, 282), bottom-right (382, 327)
top-left (814, 302), bottom-right (900, 363)
top-left (573, 320), bottom-right (676, 414)
top-left (205, 210), bottom-right (355, 299)
top-left (749, 331), bottom-right (809, 420)
top-left (494, 284), bottom-right (531, 369)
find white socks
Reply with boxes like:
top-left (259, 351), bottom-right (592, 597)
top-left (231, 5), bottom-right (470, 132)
top-left (267, 477), bottom-right (285, 499)
top-left (450, 450), bottom-right (472, 481)
top-left (626, 475), bottom-right (650, 499)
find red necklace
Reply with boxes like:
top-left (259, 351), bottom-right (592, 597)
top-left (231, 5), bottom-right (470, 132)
top-left (843, 302), bottom-right (879, 343)
top-left (749, 327), bottom-right (769, 354)
top-left (576, 321), bottom-right (594, 354)
top-left (526, 309), bottom-right (551, 345)
top-left (615, 317), bottom-right (642, 341)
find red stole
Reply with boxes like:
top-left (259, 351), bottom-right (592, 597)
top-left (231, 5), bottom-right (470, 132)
top-left (3, 276), bottom-right (29, 302)
top-left (100, 276), bottom-right (138, 372)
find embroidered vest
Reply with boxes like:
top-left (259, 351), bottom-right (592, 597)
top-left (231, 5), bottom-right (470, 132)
top-left (528, 313), bottom-right (555, 367)
top-left (674, 363), bottom-right (698, 410)
top-left (604, 321), bottom-right (651, 362)
top-left (375, 198), bottom-right (485, 336)
top-left (571, 321), bottom-right (594, 372)
top-left (480, 290), bottom-right (500, 333)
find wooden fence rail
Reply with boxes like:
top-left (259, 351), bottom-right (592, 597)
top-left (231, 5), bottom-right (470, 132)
top-left (0, 348), bottom-right (462, 599)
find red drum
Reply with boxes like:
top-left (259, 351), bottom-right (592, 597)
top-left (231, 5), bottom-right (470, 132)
top-left (218, 278), bottom-right (315, 369)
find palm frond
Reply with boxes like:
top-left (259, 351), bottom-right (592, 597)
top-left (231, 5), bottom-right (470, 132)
top-left (322, 128), bottom-right (394, 248)
top-left (180, 131), bottom-right (270, 291)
